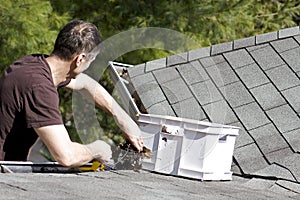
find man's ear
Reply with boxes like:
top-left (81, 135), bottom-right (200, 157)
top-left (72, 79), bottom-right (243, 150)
top-left (75, 53), bottom-right (87, 67)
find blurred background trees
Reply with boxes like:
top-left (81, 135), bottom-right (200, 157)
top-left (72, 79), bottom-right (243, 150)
top-left (1, 0), bottom-right (299, 145)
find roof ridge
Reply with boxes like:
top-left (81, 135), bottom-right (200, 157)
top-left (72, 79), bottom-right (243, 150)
top-left (189, 26), bottom-right (300, 60)
top-left (138, 26), bottom-right (300, 71)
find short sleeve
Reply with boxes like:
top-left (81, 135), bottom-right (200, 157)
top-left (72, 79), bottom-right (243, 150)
top-left (24, 84), bottom-right (63, 128)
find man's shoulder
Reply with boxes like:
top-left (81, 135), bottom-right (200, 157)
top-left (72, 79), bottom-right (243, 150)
top-left (2, 54), bottom-right (53, 90)
top-left (9, 53), bottom-right (48, 72)
top-left (12, 54), bottom-right (47, 66)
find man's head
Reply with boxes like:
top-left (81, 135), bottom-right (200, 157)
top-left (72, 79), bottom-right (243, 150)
top-left (50, 20), bottom-right (102, 77)
top-left (51, 20), bottom-right (102, 61)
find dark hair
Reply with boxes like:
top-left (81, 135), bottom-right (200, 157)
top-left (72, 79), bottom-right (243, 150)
top-left (51, 20), bottom-right (102, 61)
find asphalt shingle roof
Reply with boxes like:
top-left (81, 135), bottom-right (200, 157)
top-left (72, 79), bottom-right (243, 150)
top-left (2, 170), bottom-right (300, 200)
top-left (2, 26), bottom-right (300, 200)
top-left (128, 26), bottom-right (300, 195)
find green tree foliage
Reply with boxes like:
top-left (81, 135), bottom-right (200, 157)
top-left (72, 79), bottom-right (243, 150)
top-left (1, 0), bottom-right (299, 145)
top-left (0, 0), bottom-right (69, 74)
top-left (51, 0), bottom-right (300, 47)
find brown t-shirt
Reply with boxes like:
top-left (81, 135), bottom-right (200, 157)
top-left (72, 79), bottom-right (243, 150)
top-left (0, 54), bottom-right (69, 161)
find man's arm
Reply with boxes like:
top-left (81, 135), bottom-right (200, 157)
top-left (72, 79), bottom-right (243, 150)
top-left (66, 73), bottom-right (144, 151)
top-left (34, 125), bottom-right (112, 167)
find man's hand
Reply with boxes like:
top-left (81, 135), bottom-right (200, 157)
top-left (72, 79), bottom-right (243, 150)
top-left (121, 127), bottom-right (144, 152)
top-left (85, 140), bottom-right (112, 163)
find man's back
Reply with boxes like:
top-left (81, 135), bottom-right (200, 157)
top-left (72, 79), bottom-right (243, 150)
top-left (0, 54), bottom-right (63, 161)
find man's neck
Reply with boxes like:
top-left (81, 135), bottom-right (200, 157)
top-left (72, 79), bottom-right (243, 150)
top-left (45, 56), bottom-right (71, 87)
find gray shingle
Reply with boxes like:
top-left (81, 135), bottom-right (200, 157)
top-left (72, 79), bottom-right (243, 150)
top-left (281, 47), bottom-right (300, 72)
top-left (233, 36), bottom-right (255, 49)
top-left (266, 104), bottom-right (300, 133)
top-left (243, 178), bottom-right (276, 191)
top-left (266, 148), bottom-right (295, 167)
top-left (249, 124), bottom-right (289, 155)
top-left (206, 62), bottom-right (239, 87)
top-left (247, 43), bottom-right (269, 52)
top-left (271, 38), bottom-right (299, 53)
top-left (230, 122), bottom-right (253, 148)
top-left (233, 143), bottom-right (269, 174)
top-left (211, 41), bottom-right (233, 55)
top-left (199, 55), bottom-right (225, 68)
top-left (282, 86), bottom-right (300, 114)
top-left (167, 52), bottom-right (188, 67)
top-left (250, 83), bottom-right (286, 111)
top-left (265, 65), bottom-right (299, 91)
top-left (279, 27), bottom-right (300, 38)
top-left (203, 100), bottom-right (238, 124)
top-left (147, 100), bottom-right (175, 116)
top-left (275, 180), bottom-right (300, 195)
top-left (224, 183), bottom-right (289, 199)
top-left (176, 61), bottom-right (209, 85)
top-left (128, 63), bottom-right (145, 78)
top-left (295, 35), bottom-right (300, 43)
top-left (153, 67), bottom-right (180, 84)
top-left (145, 58), bottom-right (166, 72)
top-left (275, 154), bottom-right (300, 181)
top-left (135, 82), bottom-right (166, 109)
top-left (231, 163), bottom-right (243, 175)
top-left (256, 31), bottom-right (278, 44)
top-left (224, 49), bottom-right (254, 69)
top-left (190, 80), bottom-right (223, 105)
top-left (161, 78), bottom-right (193, 104)
top-left (235, 63), bottom-right (269, 89)
top-left (220, 82), bottom-right (254, 108)
top-left (250, 45), bottom-right (285, 70)
top-left (269, 181), bottom-right (300, 197)
top-left (130, 72), bottom-right (156, 88)
top-left (282, 129), bottom-right (300, 153)
top-left (234, 102), bottom-right (270, 130)
top-left (254, 164), bottom-right (296, 181)
top-left (172, 98), bottom-right (206, 121)
top-left (188, 47), bottom-right (210, 61)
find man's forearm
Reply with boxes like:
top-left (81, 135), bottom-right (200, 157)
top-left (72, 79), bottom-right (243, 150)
top-left (81, 77), bottom-right (114, 115)
top-left (34, 125), bottom-right (94, 167)
top-left (70, 74), bottom-right (143, 151)
top-left (79, 74), bottom-right (137, 133)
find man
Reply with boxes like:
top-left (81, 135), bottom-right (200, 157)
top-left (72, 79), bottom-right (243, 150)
top-left (0, 20), bottom-right (144, 167)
